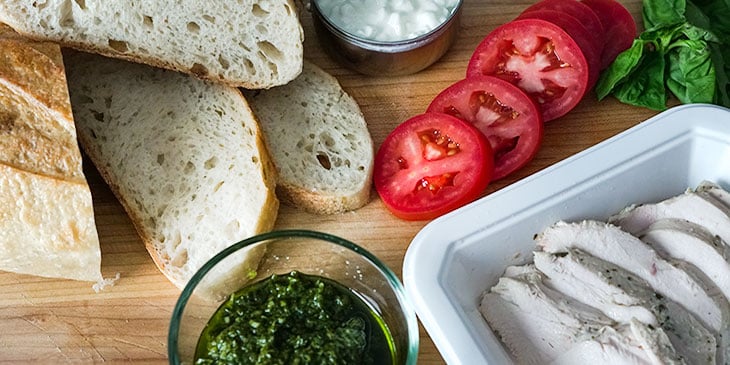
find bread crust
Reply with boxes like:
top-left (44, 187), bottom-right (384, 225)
top-left (0, 25), bottom-right (101, 282)
top-left (0, 0), bottom-right (304, 89)
top-left (276, 182), bottom-right (374, 215)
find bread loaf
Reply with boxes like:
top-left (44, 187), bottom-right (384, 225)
top-left (0, 0), bottom-right (304, 89)
top-left (245, 61), bottom-right (374, 214)
top-left (65, 51), bottom-right (279, 289)
top-left (0, 24), bottom-right (101, 282)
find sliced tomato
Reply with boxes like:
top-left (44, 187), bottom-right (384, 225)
top-left (374, 113), bottom-right (493, 220)
top-left (467, 18), bottom-right (589, 122)
top-left (581, 0), bottom-right (637, 69)
top-left (515, 9), bottom-right (600, 89)
top-left (427, 76), bottom-right (543, 181)
top-left (520, 0), bottom-right (605, 48)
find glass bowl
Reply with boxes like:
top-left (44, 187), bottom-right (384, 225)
top-left (310, 0), bottom-right (463, 76)
top-left (168, 229), bottom-right (419, 364)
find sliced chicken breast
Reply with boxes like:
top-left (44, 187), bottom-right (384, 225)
top-left (480, 269), bottom-right (678, 364)
top-left (534, 249), bottom-right (717, 364)
top-left (551, 320), bottom-right (683, 365)
top-left (536, 220), bottom-right (724, 333)
top-left (609, 190), bottom-right (730, 248)
top-left (627, 318), bottom-right (685, 365)
top-left (533, 250), bottom-right (656, 325)
top-left (696, 181), bottom-right (730, 210)
top-left (640, 218), bottom-right (730, 302)
top-left (672, 260), bottom-right (730, 365)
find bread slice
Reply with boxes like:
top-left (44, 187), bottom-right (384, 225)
top-left (65, 51), bottom-right (279, 290)
top-left (0, 24), bottom-right (101, 282)
top-left (244, 61), bottom-right (374, 214)
top-left (0, 0), bottom-right (303, 89)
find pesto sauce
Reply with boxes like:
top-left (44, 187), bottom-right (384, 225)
top-left (195, 271), bottom-right (396, 365)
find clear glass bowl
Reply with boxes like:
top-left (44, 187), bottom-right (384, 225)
top-left (168, 229), bottom-right (419, 364)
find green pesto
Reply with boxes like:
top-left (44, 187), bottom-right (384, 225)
top-left (194, 271), bottom-right (395, 365)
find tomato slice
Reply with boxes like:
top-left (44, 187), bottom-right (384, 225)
top-left (581, 0), bottom-right (637, 69)
top-left (467, 18), bottom-right (589, 122)
top-left (427, 76), bottom-right (543, 181)
top-left (374, 113), bottom-right (493, 220)
top-left (520, 0), bottom-right (605, 48)
top-left (515, 9), bottom-right (600, 89)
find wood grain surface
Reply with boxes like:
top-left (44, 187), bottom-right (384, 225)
top-left (0, 0), bottom-right (660, 362)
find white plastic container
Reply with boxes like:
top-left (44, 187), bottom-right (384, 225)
top-left (403, 104), bottom-right (730, 364)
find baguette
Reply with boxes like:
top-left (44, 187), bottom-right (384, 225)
top-left (65, 51), bottom-right (279, 289)
top-left (245, 61), bottom-right (374, 214)
top-left (0, 0), bottom-right (304, 89)
top-left (0, 24), bottom-right (101, 282)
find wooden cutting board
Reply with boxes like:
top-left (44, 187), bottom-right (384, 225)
top-left (0, 0), bottom-right (657, 362)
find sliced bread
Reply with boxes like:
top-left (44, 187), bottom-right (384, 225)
top-left (65, 51), bottom-right (279, 290)
top-left (0, 0), bottom-right (304, 89)
top-left (244, 61), bottom-right (374, 214)
top-left (0, 24), bottom-right (101, 282)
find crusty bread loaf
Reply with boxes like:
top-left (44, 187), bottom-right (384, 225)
top-left (65, 51), bottom-right (279, 289)
top-left (0, 24), bottom-right (101, 282)
top-left (244, 61), bottom-right (374, 214)
top-left (0, 0), bottom-right (304, 89)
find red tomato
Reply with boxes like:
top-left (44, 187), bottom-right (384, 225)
top-left (515, 9), bottom-right (600, 89)
top-left (467, 18), bottom-right (589, 122)
top-left (581, 0), bottom-right (637, 69)
top-left (427, 76), bottom-right (543, 181)
top-left (520, 0), bottom-right (605, 47)
top-left (374, 113), bottom-right (494, 221)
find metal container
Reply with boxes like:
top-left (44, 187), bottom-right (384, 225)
top-left (310, 0), bottom-right (463, 76)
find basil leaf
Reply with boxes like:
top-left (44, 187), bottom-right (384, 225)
top-left (639, 23), bottom-right (685, 47)
top-left (685, 0), bottom-right (712, 29)
top-left (667, 40), bottom-right (716, 103)
top-left (678, 23), bottom-right (721, 42)
top-left (613, 51), bottom-right (668, 110)
top-left (595, 40), bottom-right (647, 100)
top-left (709, 42), bottom-right (730, 106)
top-left (599, 0), bottom-right (729, 110)
top-left (687, 0), bottom-right (730, 40)
top-left (643, 0), bottom-right (686, 28)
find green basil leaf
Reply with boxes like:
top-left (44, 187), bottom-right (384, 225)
top-left (643, 0), bottom-right (686, 28)
top-left (687, 0), bottom-right (730, 40)
top-left (613, 51), bottom-right (668, 110)
top-left (639, 23), bottom-right (685, 48)
top-left (667, 40), bottom-right (716, 103)
top-left (678, 23), bottom-right (721, 42)
top-left (596, 40), bottom-right (647, 100)
top-left (709, 42), bottom-right (730, 106)
top-left (685, 0), bottom-right (711, 29)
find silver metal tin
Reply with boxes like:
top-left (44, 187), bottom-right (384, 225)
top-left (310, 0), bottom-right (463, 76)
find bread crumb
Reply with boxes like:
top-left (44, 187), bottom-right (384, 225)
top-left (92, 272), bottom-right (121, 292)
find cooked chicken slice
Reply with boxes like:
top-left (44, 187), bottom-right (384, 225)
top-left (533, 250), bottom-right (655, 325)
top-left (551, 320), bottom-right (683, 365)
top-left (640, 219), bottom-right (730, 301)
top-left (627, 318), bottom-right (686, 365)
top-left (534, 249), bottom-right (717, 364)
top-left (672, 260), bottom-right (730, 365)
top-left (481, 275), bottom-right (608, 363)
top-left (696, 181), bottom-right (730, 210)
top-left (536, 220), bottom-right (723, 333)
top-left (480, 270), bottom-right (679, 364)
top-left (503, 263), bottom-right (540, 278)
top-left (609, 190), bottom-right (730, 248)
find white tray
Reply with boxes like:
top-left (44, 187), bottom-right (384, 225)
top-left (402, 104), bottom-right (730, 364)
